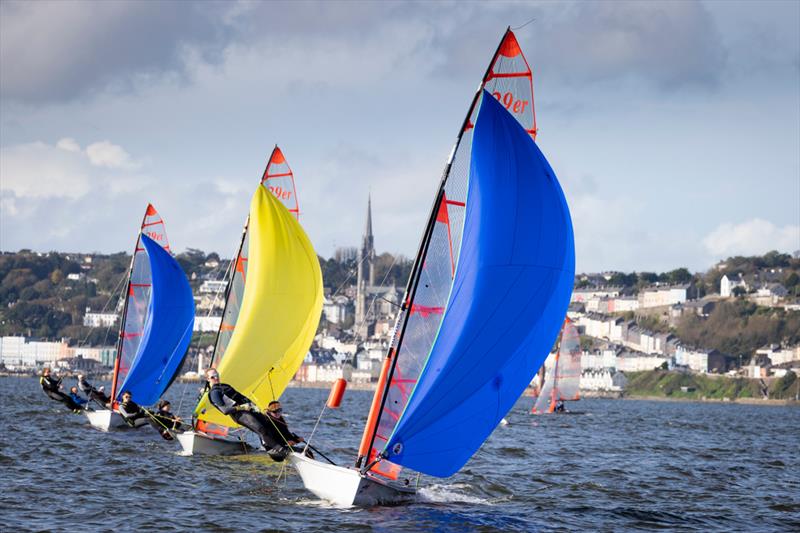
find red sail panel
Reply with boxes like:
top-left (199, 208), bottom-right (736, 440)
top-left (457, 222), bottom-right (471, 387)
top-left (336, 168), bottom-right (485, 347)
top-left (261, 146), bottom-right (300, 219)
top-left (361, 28), bottom-right (537, 476)
top-left (111, 204), bottom-right (170, 401)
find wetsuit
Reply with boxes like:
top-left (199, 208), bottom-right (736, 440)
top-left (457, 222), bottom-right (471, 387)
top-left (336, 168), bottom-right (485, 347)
top-left (40, 375), bottom-right (81, 411)
top-left (78, 377), bottom-right (110, 405)
top-left (208, 383), bottom-right (281, 451)
top-left (118, 399), bottom-right (148, 427)
top-left (262, 413), bottom-right (308, 461)
top-left (147, 408), bottom-right (184, 440)
top-left (69, 392), bottom-right (88, 408)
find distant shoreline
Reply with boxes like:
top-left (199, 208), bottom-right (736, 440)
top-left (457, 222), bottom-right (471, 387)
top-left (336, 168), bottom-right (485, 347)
top-left (4, 373), bottom-right (796, 406)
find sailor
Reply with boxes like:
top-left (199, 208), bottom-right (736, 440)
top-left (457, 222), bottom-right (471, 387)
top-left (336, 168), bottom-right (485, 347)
top-left (205, 368), bottom-right (289, 457)
top-left (146, 399), bottom-right (184, 440)
top-left (118, 390), bottom-right (148, 427)
top-left (555, 400), bottom-right (566, 413)
top-left (40, 367), bottom-right (82, 411)
top-left (262, 401), bottom-right (310, 461)
top-left (77, 373), bottom-right (110, 406)
top-left (68, 386), bottom-right (88, 409)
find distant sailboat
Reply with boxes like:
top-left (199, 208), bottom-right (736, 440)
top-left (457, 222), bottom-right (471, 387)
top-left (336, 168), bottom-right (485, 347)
top-left (86, 205), bottom-right (195, 431)
top-left (531, 318), bottom-right (582, 414)
top-left (175, 147), bottom-right (323, 455)
top-left (291, 29), bottom-right (575, 506)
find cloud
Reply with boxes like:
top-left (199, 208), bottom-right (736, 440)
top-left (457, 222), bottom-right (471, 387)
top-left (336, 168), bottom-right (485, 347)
top-left (0, 0), bottom-right (231, 103)
top-left (85, 141), bottom-right (136, 169)
top-left (0, 138), bottom-right (147, 201)
top-left (532, 1), bottom-right (727, 89)
top-left (703, 219), bottom-right (800, 257)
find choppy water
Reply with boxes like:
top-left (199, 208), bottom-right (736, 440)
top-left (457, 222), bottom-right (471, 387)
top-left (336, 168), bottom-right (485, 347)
top-left (1, 377), bottom-right (798, 532)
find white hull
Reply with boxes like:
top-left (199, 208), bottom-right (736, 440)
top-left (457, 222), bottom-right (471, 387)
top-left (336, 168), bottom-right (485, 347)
top-left (85, 409), bottom-right (148, 432)
top-left (175, 430), bottom-right (254, 456)
top-left (290, 452), bottom-right (416, 506)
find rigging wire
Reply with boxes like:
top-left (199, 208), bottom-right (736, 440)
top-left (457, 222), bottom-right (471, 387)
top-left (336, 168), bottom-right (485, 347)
top-left (511, 16), bottom-right (537, 31)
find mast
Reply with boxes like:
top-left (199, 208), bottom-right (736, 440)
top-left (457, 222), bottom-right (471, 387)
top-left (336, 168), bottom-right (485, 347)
top-left (109, 207), bottom-right (149, 405)
top-left (207, 220), bottom-right (249, 370)
top-left (356, 30), bottom-right (513, 469)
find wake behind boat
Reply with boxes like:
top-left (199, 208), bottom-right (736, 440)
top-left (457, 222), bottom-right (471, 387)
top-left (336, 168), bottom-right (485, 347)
top-left (292, 28), bottom-right (575, 506)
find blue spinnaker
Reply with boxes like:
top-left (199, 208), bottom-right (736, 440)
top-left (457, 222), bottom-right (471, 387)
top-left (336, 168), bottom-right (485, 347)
top-left (117, 234), bottom-right (195, 405)
top-left (384, 91), bottom-right (575, 477)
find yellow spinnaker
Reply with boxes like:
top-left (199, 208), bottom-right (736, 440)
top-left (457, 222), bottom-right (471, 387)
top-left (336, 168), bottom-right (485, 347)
top-left (195, 185), bottom-right (323, 428)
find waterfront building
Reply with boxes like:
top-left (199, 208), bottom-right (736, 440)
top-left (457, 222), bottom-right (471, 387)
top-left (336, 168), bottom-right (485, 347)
top-left (71, 346), bottom-right (116, 366)
top-left (580, 369), bottom-right (627, 392)
top-left (0, 336), bottom-right (70, 368)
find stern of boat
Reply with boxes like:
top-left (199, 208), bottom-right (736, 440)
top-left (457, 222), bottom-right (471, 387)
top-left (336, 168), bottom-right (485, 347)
top-left (176, 430), bottom-right (253, 456)
top-left (289, 452), bottom-right (416, 506)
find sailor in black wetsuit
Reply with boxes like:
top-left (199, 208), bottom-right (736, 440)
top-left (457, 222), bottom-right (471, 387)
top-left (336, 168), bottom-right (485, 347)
top-left (263, 401), bottom-right (309, 461)
top-left (77, 373), bottom-right (110, 406)
top-left (118, 390), bottom-right (148, 427)
top-left (146, 400), bottom-right (185, 440)
top-left (40, 367), bottom-right (82, 412)
top-left (205, 368), bottom-right (292, 460)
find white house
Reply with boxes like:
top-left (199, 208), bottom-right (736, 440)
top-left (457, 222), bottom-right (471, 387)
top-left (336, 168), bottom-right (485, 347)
top-left (194, 315), bottom-right (222, 332)
top-left (199, 280), bottom-right (227, 294)
top-left (83, 308), bottom-right (118, 328)
top-left (720, 274), bottom-right (747, 298)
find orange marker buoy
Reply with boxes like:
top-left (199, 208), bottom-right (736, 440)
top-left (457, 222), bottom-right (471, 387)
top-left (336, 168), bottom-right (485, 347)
top-left (326, 378), bottom-right (347, 409)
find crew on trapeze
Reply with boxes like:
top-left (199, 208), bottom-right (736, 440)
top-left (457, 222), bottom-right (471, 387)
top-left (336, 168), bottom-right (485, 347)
top-left (147, 399), bottom-right (186, 440)
top-left (205, 368), bottom-right (308, 461)
top-left (76, 373), bottom-right (110, 407)
top-left (118, 390), bottom-right (148, 427)
top-left (39, 367), bottom-right (83, 412)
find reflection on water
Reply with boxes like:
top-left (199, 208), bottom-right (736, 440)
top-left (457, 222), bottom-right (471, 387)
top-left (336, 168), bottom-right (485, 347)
top-left (1, 377), bottom-right (798, 531)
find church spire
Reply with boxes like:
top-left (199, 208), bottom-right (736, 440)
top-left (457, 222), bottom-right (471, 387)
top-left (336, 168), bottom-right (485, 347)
top-left (365, 193), bottom-right (373, 240)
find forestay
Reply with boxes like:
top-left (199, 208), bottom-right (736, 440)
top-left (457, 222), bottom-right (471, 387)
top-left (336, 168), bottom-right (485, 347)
top-left (383, 92), bottom-right (575, 477)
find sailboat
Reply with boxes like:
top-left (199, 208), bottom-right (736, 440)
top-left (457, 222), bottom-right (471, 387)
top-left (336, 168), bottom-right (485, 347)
top-left (531, 318), bottom-right (582, 414)
top-left (175, 147), bottom-right (323, 455)
top-left (86, 205), bottom-right (195, 431)
top-left (291, 28), bottom-right (575, 506)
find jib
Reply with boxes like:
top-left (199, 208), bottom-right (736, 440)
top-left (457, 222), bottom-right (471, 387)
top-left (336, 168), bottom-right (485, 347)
top-left (492, 91), bottom-right (529, 115)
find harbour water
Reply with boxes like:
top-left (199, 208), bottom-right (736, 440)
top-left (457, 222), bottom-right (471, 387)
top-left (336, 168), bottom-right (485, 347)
top-left (1, 377), bottom-right (798, 531)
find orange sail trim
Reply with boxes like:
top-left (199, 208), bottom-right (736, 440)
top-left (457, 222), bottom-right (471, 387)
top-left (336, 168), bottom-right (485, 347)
top-left (498, 31), bottom-right (522, 57)
top-left (261, 145), bottom-right (300, 220)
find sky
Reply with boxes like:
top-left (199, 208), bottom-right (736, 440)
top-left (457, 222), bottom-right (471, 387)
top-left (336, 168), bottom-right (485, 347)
top-left (1, 0), bottom-right (798, 274)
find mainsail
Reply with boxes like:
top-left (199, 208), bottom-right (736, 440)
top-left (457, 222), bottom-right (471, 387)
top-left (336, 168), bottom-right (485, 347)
top-left (194, 148), bottom-right (323, 431)
top-left (532, 319), bottom-right (582, 414)
top-left (117, 235), bottom-right (195, 405)
top-left (357, 28), bottom-right (539, 480)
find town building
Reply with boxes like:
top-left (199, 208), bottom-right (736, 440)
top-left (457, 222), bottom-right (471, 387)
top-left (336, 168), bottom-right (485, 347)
top-left (720, 274), bottom-right (747, 297)
top-left (83, 308), bottom-right (118, 328)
